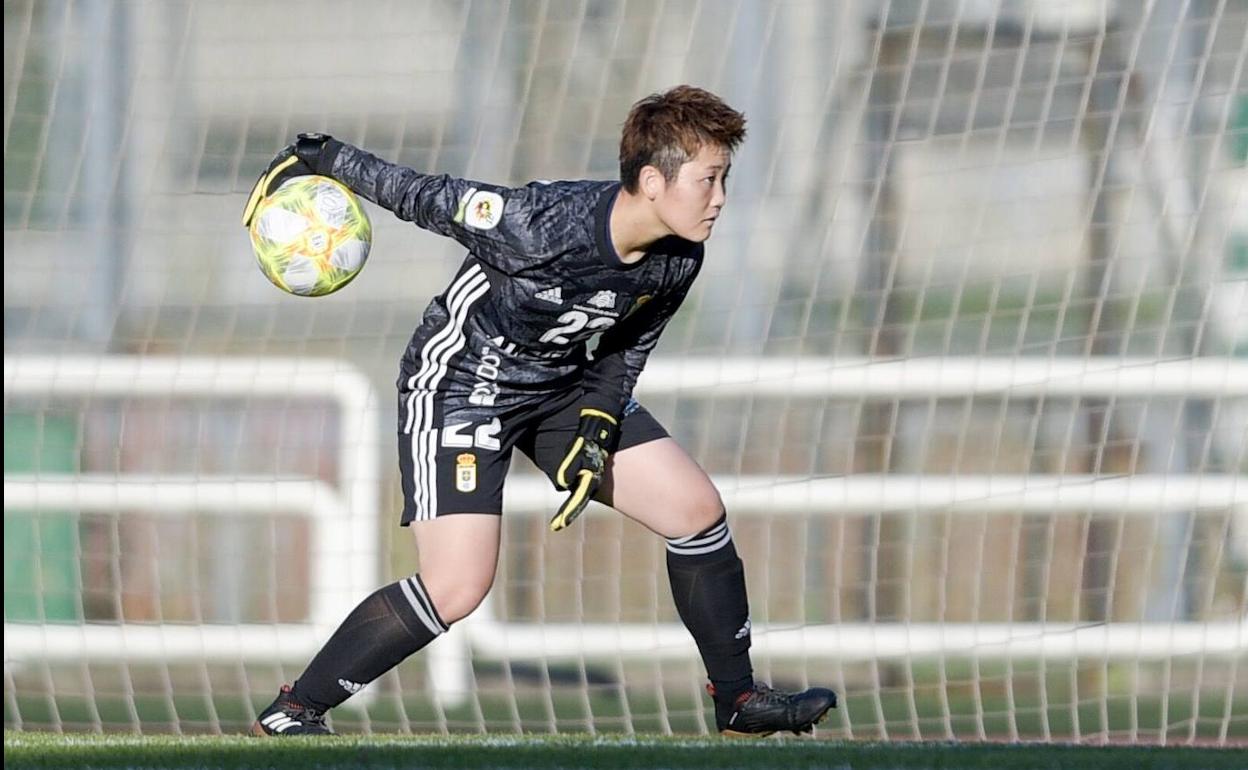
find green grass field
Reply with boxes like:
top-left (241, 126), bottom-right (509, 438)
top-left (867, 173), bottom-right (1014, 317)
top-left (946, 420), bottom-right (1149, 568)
top-left (4, 732), bottom-right (1245, 770)
top-left (11, 685), bottom-right (1244, 741)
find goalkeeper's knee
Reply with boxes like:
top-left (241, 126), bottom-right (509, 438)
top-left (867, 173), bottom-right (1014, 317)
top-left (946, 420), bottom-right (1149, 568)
top-left (418, 571), bottom-right (494, 624)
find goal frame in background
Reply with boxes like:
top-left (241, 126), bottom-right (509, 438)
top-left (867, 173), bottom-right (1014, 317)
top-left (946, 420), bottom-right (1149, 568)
top-left (6, 354), bottom-right (1244, 739)
top-left (3, 357), bottom-right (381, 669)
top-left (445, 356), bottom-right (1248, 736)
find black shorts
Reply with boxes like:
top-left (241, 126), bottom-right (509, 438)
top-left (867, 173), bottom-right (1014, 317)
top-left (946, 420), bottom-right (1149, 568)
top-left (397, 383), bottom-right (667, 524)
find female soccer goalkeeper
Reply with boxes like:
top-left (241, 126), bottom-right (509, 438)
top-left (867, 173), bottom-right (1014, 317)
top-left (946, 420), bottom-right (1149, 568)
top-left (243, 85), bottom-right (836, 737)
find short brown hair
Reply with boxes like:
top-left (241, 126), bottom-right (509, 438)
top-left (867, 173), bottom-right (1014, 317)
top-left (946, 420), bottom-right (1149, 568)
top-left (619, 85), bottom-right (747, 193)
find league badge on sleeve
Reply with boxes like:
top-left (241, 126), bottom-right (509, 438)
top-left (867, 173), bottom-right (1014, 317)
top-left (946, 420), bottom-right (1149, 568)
top-left (464, 190), bottom-right (504, 230)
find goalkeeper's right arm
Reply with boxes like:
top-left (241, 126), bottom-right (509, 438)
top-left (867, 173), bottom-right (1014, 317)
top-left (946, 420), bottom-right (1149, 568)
top-left (328, 141), bottom-right (560, 275)
top-left (246, 135), bottom-right (555, 275)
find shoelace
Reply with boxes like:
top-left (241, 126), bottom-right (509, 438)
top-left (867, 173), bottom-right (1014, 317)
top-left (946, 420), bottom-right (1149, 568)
top-left (741, 683), bottom-right (791, 708)
top-left (280, 700), bottom-right (328, 728)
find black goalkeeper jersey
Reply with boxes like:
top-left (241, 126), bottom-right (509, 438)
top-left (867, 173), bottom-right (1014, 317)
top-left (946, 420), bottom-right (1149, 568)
top-left (330, 143), bottom-right (704, 417)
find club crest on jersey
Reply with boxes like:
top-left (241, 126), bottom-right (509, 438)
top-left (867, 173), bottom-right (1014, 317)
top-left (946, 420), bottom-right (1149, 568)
top-left (456, 453), bottom-right (478, 493)
top-left (587, 290), bottom-right (617, 310)
top-left (455, 188), bottom-right (504, 230)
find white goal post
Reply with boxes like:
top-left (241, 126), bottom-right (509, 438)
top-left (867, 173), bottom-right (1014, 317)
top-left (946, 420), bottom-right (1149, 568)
top-left (424, 355), bottom-right (1248, 705)
top-left (6, 355), bottom-right (1245, 685)
top-left (442, 492), bottom-right (1247, 680)
top-left (11, 355), bottom-right (1238, 706)
top-left (4, 351), bottom-right (1243, 683)
top-left (3, 356), bottom-right (381, 667)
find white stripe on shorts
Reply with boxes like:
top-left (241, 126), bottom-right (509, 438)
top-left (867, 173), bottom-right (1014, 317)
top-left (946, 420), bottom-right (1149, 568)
top-left (403, 265), bottom-right (487, 432)
top-left (405, 268), bottom-right (487, 516)
top-left (404, 265), bottom-right (490, 520)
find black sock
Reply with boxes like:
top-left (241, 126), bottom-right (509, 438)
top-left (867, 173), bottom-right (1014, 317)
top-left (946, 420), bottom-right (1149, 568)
top-left (666, 513), bottom-right (754, 704)
top-left (290, 574), bottom-right (447, 712)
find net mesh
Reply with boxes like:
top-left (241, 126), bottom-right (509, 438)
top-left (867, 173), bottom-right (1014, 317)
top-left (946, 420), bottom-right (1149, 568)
top-left (4, 0), bottom-right (1246, 742)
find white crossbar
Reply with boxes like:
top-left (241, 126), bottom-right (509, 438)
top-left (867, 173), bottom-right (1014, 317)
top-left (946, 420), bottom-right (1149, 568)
top-left (503, 475), bottom-right (1247, 514)
top-left (637, 357), bottom-right (1248, 397)
top-left (461, 619), bottom-right (1248, 660)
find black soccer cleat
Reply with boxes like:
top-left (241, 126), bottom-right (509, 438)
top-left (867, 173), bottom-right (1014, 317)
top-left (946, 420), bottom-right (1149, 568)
top-left (708, 682), bottom-right (837, 737)
top-left (251, 684), bottom-right (333, 736)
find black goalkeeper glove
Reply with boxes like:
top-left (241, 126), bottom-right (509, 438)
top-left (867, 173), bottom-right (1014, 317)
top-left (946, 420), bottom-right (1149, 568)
top-left (550, 408), bottom-right (620, 532)
top-left (241, 133), bottom-right (344, 227)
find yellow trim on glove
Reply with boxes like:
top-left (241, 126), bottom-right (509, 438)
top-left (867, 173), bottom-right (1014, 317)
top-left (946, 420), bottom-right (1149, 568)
top-left (550, 470), bottom-right (595, 532)
top-left (556, 436), bottom-right (585, 489)
top-left (578, 409), bottom-right (618, 424)
top-left (241, 155), bottom-right (300, 227)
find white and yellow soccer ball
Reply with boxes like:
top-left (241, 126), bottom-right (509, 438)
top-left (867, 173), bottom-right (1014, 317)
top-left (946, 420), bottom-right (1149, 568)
top-left (248, 175), bottom-right (372, 297)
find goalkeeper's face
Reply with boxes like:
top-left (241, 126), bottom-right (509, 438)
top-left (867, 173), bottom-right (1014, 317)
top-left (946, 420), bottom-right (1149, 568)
top-left (655, 143), bottom-right (731, 243)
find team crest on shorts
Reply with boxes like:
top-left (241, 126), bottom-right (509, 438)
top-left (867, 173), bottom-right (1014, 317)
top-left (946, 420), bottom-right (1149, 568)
top-left (455, 453), bottom-right (478, 492)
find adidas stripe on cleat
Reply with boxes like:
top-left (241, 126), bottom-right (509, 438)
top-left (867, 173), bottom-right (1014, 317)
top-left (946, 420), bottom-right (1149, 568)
top-left (709, 682), bottom-right (837, 737)
top-left (251, 685), bottom-right (333, 736)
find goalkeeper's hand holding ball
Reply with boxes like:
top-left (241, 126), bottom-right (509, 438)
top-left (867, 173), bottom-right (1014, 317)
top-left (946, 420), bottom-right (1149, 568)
top-left (242, 133), bottom-right (343, 227)
top-left (550, 409), bottom-right (619, 532)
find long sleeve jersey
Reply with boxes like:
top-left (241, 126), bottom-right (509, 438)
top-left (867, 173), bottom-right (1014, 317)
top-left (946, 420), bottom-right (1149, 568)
top-left (329, 143), bottom-right (704, 417)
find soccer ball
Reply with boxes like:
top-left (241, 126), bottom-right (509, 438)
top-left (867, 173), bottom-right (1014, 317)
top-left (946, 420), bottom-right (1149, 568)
top-left (248, 175), bottom-right (372, 297)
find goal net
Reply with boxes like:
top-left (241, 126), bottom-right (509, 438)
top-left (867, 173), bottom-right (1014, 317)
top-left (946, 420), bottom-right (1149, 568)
top-left (4, 0), bottom-right (1246, 743)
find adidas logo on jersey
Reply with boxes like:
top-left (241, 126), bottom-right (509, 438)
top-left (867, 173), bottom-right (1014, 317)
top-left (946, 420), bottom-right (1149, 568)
top-left (587, 290), bottom-right (617, 309)
top-left (535, 287), bottom-right (563, 305)
top-left (735, 619), bottom-right (752, 640)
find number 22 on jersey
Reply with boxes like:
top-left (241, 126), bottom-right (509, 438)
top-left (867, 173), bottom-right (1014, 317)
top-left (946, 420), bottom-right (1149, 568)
top-left (539, 311), bottom-right (615, 345)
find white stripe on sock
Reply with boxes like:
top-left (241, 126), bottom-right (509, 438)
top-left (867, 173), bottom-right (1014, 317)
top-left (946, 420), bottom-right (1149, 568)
top-left (666, 521), bottom-right (733, 555)
top-left (409, 576), bottom-right (448, 633)
top-left (667, 528), bottom-right (733, 555)
top-left (668, 520), bottom-right (727, 547)
top-left (400, 576), bottom-right (447, 636)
